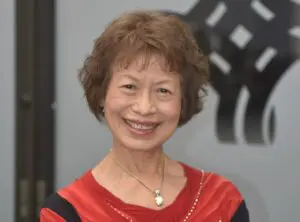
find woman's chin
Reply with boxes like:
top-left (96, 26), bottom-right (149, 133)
top-left (122, 140), bottom-right (162, 152)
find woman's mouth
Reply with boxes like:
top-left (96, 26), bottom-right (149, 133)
top-left (123, 119), bottom-right (159, 135)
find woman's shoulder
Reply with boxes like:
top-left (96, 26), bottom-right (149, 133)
top-left (183, 163), bottom-right (244, 198)
top-left (40, 172), bottom-right (91, 221)
top-left (40, 193), bottom-right (81, 221)
top-left (55, 169), bottom-right (97, 201)
top-left (40, 170), bottom-right (108, 221)
top-left (182, 163), bottom-right (250, 221)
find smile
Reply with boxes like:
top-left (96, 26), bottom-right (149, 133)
top-left (124, 119), bottom-right (159, 135)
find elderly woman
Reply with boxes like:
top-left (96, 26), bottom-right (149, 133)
top-left (40, 10), bottom-right (249, 222)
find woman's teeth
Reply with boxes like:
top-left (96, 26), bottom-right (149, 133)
top-left (125, 120), bottom-right (157, 130)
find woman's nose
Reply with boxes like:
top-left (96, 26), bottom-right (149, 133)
top-left (131, 91), bottom-right (156, 115)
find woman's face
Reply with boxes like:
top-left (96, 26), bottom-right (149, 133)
top-left (103, 56), bottom-right (181, 152)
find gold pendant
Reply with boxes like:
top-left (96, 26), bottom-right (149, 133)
top-left (154, 189), bottom-right (164, 207)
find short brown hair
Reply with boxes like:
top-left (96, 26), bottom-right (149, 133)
top-left (78, 9), bottom-right (209, 126)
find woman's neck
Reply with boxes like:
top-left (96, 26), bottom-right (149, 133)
top-left (107, 146), bottom-right (165, 176)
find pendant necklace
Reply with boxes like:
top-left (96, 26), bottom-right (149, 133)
top-left (110, 152), bottom-right (165, 207)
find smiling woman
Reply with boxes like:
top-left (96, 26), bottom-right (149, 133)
top-left (40, 9), bottom-right (249, 222)
top-left (104, 56), bottom-right (182, 152)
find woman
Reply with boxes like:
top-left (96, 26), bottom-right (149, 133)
top-left (40, 10), bottom-right (250, 222)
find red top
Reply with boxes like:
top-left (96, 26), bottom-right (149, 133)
top-left (40, 163), bottom-right (248, 222)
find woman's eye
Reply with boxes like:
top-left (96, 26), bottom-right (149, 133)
top-left (158, 88), bottom-right (171, 94)
top-left (122, 84), bottom-right (136, 90)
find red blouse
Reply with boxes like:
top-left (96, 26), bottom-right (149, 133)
top-left (40, 163), bottom-right (249, 221)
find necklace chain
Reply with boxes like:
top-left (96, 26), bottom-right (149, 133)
top-left (109, 150), bottom-right (166, 207)
top-left (107, 169), bottom-right (205, 222)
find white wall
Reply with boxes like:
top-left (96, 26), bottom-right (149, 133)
top-left (56, 1), bottom-right (300, 222)
top-left (0, 0), bottom-right (15, 221)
